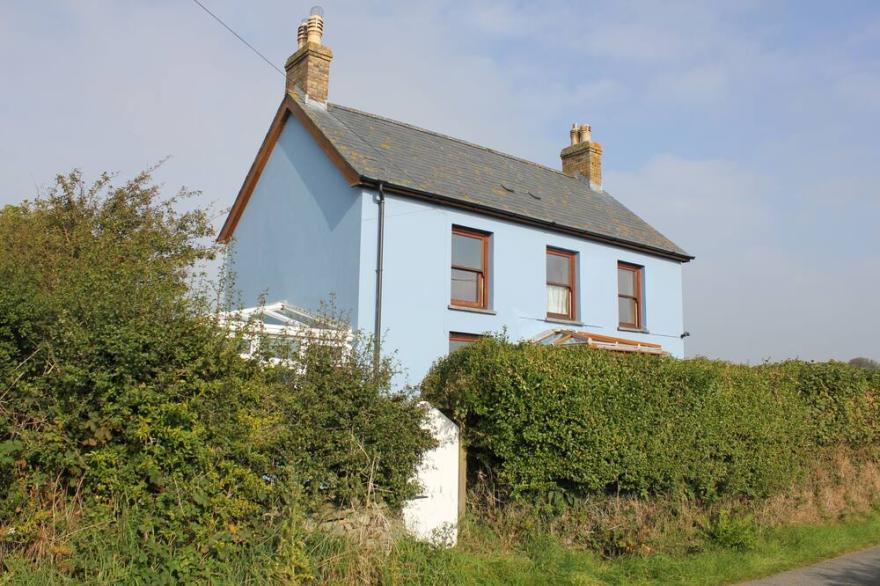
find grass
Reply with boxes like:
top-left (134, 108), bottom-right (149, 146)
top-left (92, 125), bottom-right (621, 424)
top-left (374, 510), bottom-right (880, 586)
top-left (7, 449), bottom-right (880, 585)
top-left (602, 509), bottom-right (880, 585)
top-left (5, 509), bottom-right (880, 584)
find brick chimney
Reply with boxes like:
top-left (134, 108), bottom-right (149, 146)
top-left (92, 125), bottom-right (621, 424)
top-left (285, 6), bottom-right (333, 103)
top-left (560, 124), bottom-right (602, 190)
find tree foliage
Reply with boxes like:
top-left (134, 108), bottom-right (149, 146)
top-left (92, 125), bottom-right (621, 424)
top-left (0, 170), bottom-right (431, 581)
top-left (850, 357), bottom-right (880, 371)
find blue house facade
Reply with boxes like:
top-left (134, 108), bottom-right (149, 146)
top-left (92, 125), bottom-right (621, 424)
top-left (220, 15), bottom-right (693, 388)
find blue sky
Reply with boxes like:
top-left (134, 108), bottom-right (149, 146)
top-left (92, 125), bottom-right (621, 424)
top-left (1, 1), bottom-right (878, 362)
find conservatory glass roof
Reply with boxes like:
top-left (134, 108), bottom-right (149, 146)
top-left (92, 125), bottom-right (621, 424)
top-left (532, 329), bottom-right (667, 355)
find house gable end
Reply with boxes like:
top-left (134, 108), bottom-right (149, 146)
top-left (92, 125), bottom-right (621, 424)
top-left (218, 94), bottom-right (361, 244)
top-left (222, 99), bottom-right (365, 323)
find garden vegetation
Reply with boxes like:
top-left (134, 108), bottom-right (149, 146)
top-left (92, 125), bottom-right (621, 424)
top-left (422, 337), bottom-right (880, 502)
top-left (0, 170), bottom-right (432, 582)
top-left (2, 168), bottom-right (880, 584)
top-left (421, 336), bottom-right (880, 566)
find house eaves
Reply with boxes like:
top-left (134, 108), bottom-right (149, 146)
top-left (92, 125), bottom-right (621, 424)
top-left (218, 91), bottom-right (693, 263)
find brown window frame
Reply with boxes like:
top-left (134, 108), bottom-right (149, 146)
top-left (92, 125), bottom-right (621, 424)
top-left (449, 331), bottom-right (482, 352)
top-left (617, 262), bottom-right (643, 329)
top-left (546, 247), bottom-right (577, 320)
top-left (450, 226), bottom-right (490, 309)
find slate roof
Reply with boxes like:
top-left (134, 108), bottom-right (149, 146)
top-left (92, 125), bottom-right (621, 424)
top-left (296, 94), bottom-right (691, 260)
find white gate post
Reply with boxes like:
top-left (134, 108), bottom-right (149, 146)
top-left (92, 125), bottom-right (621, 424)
top-left (402, 402), bottom-right (460, 547)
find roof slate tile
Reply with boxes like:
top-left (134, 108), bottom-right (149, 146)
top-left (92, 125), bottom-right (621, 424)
top-left (296, 94), bottom-right (690, 259)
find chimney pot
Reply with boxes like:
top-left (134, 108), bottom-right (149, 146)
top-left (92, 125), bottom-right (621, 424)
top-left (297, 20), bottom-right (307, 49)
top-left (306, 11), bottom-right (324, 45)
top-left (578, 124), bottom-right (592, 144)
top-left (569, 124), bottom-right (579, 146)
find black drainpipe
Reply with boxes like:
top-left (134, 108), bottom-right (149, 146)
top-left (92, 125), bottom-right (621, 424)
top-left (373, 182), bottom-right (386, 371)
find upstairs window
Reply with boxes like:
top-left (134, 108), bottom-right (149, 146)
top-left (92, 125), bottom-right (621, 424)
top-left (451, 227), bottom-right (490, 308)
top-left (618, 262), bottom-right (643, 329)
top-left (546, 248), bottom-right (576, 320)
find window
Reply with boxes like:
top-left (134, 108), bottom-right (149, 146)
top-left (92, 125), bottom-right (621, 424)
top-left (449, 332), bottom-right (482, 353)
top-left (617, 262), bottom-right (643, 329)
top-left (450, 227), bottom-right (490, 308)
top-left (546, 248), bottom-right (576, 320)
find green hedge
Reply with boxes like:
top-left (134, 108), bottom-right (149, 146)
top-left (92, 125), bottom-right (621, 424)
top-left (0, 170), bottom-right (432, 581)
top-left (422, 337), bottom-right (880, 501)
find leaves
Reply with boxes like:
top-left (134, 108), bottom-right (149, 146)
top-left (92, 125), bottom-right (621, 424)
top-left (422, 338), bottom-right (880, 504)
top-left (0, 168), bottom-right (432, 580)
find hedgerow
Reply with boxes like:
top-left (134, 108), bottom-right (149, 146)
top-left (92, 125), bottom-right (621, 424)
top-left (421, 337), bottom-right (880, 502)
top-left (0, 169), bottom-right (432, 581)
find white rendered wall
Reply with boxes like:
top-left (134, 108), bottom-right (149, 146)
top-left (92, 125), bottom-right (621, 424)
top-left (402, 403), bottom-right (460, 547)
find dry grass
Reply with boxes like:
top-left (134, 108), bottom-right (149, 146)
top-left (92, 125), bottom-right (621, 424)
top-left (6, 449), bottom-right (880, 584)
top-left (0, 476), bottom-right (88, 571)
top-left (304, 455), bottom-right (413, 586)
top-left (757, 448), bottom-right (880, 527)
top-left (463, 448), bottom-right (880, 558)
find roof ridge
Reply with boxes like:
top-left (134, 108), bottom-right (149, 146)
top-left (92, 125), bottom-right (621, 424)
top-left (327, 102), bottom-right (583, 184)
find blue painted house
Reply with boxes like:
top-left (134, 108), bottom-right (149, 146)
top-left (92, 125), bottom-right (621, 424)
top-left (219, 11), bottom-right (693, 388)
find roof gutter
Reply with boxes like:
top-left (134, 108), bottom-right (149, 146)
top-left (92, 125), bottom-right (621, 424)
top-left (359, 178), bottom-right (694, 263)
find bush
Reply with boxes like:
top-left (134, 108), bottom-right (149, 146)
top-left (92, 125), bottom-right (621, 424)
top-left (705, 510), bottom-right (757, 551)
top-left (0, 169), bottom-right (432, 580)
top-left (259, 326), bottom-right (434, 509)
top-left (422, 337), bottom-right (880, 502)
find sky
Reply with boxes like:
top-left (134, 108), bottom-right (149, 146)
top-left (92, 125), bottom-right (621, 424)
top-left (1, 0), bottom-right (878, 363)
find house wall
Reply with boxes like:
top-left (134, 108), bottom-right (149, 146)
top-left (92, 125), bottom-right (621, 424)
top-left (228, 118), bottom-right (363, 321)
top-left (357, 191), bottom-right (685, 388)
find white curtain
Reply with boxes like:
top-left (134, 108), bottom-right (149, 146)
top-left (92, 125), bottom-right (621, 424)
top-left (547, 285), bottom-right (569, 316)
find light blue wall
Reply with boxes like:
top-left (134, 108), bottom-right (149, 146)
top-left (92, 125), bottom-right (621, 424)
top-left (229, 118), bottom-right (363, 321)
top-left (230, 119), bottom-right (685, 389)
top-left (358, 192), bottom-right (685, 388)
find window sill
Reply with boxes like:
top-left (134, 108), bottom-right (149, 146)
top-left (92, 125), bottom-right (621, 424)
top-left (618, 326), bottom-right (649, 334)
top-left (448, 304), bottom-right (496, 315)
top-left (545, 317), bottom-right (583, 326)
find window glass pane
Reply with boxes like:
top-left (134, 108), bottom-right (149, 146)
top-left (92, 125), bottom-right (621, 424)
top-left (619, 297), bottom-right (637, 326)
top-left (452, 232), bottom-right (483, 270)
top-left (546, 252), bottom-right (570, 285)
top-left (449, 337), bottom-right (475, 353)
top-left (265, 336), bottom-right (301, 359)
top-left (451, 268), bottom-right (480, 303)
top-left (618, 266), bottom-right (635, 296)
top-left (547, 284), bottom-right (570, 316)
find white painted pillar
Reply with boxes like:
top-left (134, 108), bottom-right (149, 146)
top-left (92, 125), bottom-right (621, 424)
top-left (402, 402), bottom-right (460, 547)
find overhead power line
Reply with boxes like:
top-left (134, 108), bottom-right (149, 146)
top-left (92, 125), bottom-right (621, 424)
top-left (189, 0), bottom-right (285, 77)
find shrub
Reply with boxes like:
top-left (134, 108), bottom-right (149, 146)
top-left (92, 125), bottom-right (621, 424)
top-left (259, 327), bottom-right (434, 509)
top-left (0, 169), bottom-right (432, 580)
top-left (704, 510), bottom-right (757, 551)
top-left (422, 337), bottom-right (879, 502)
